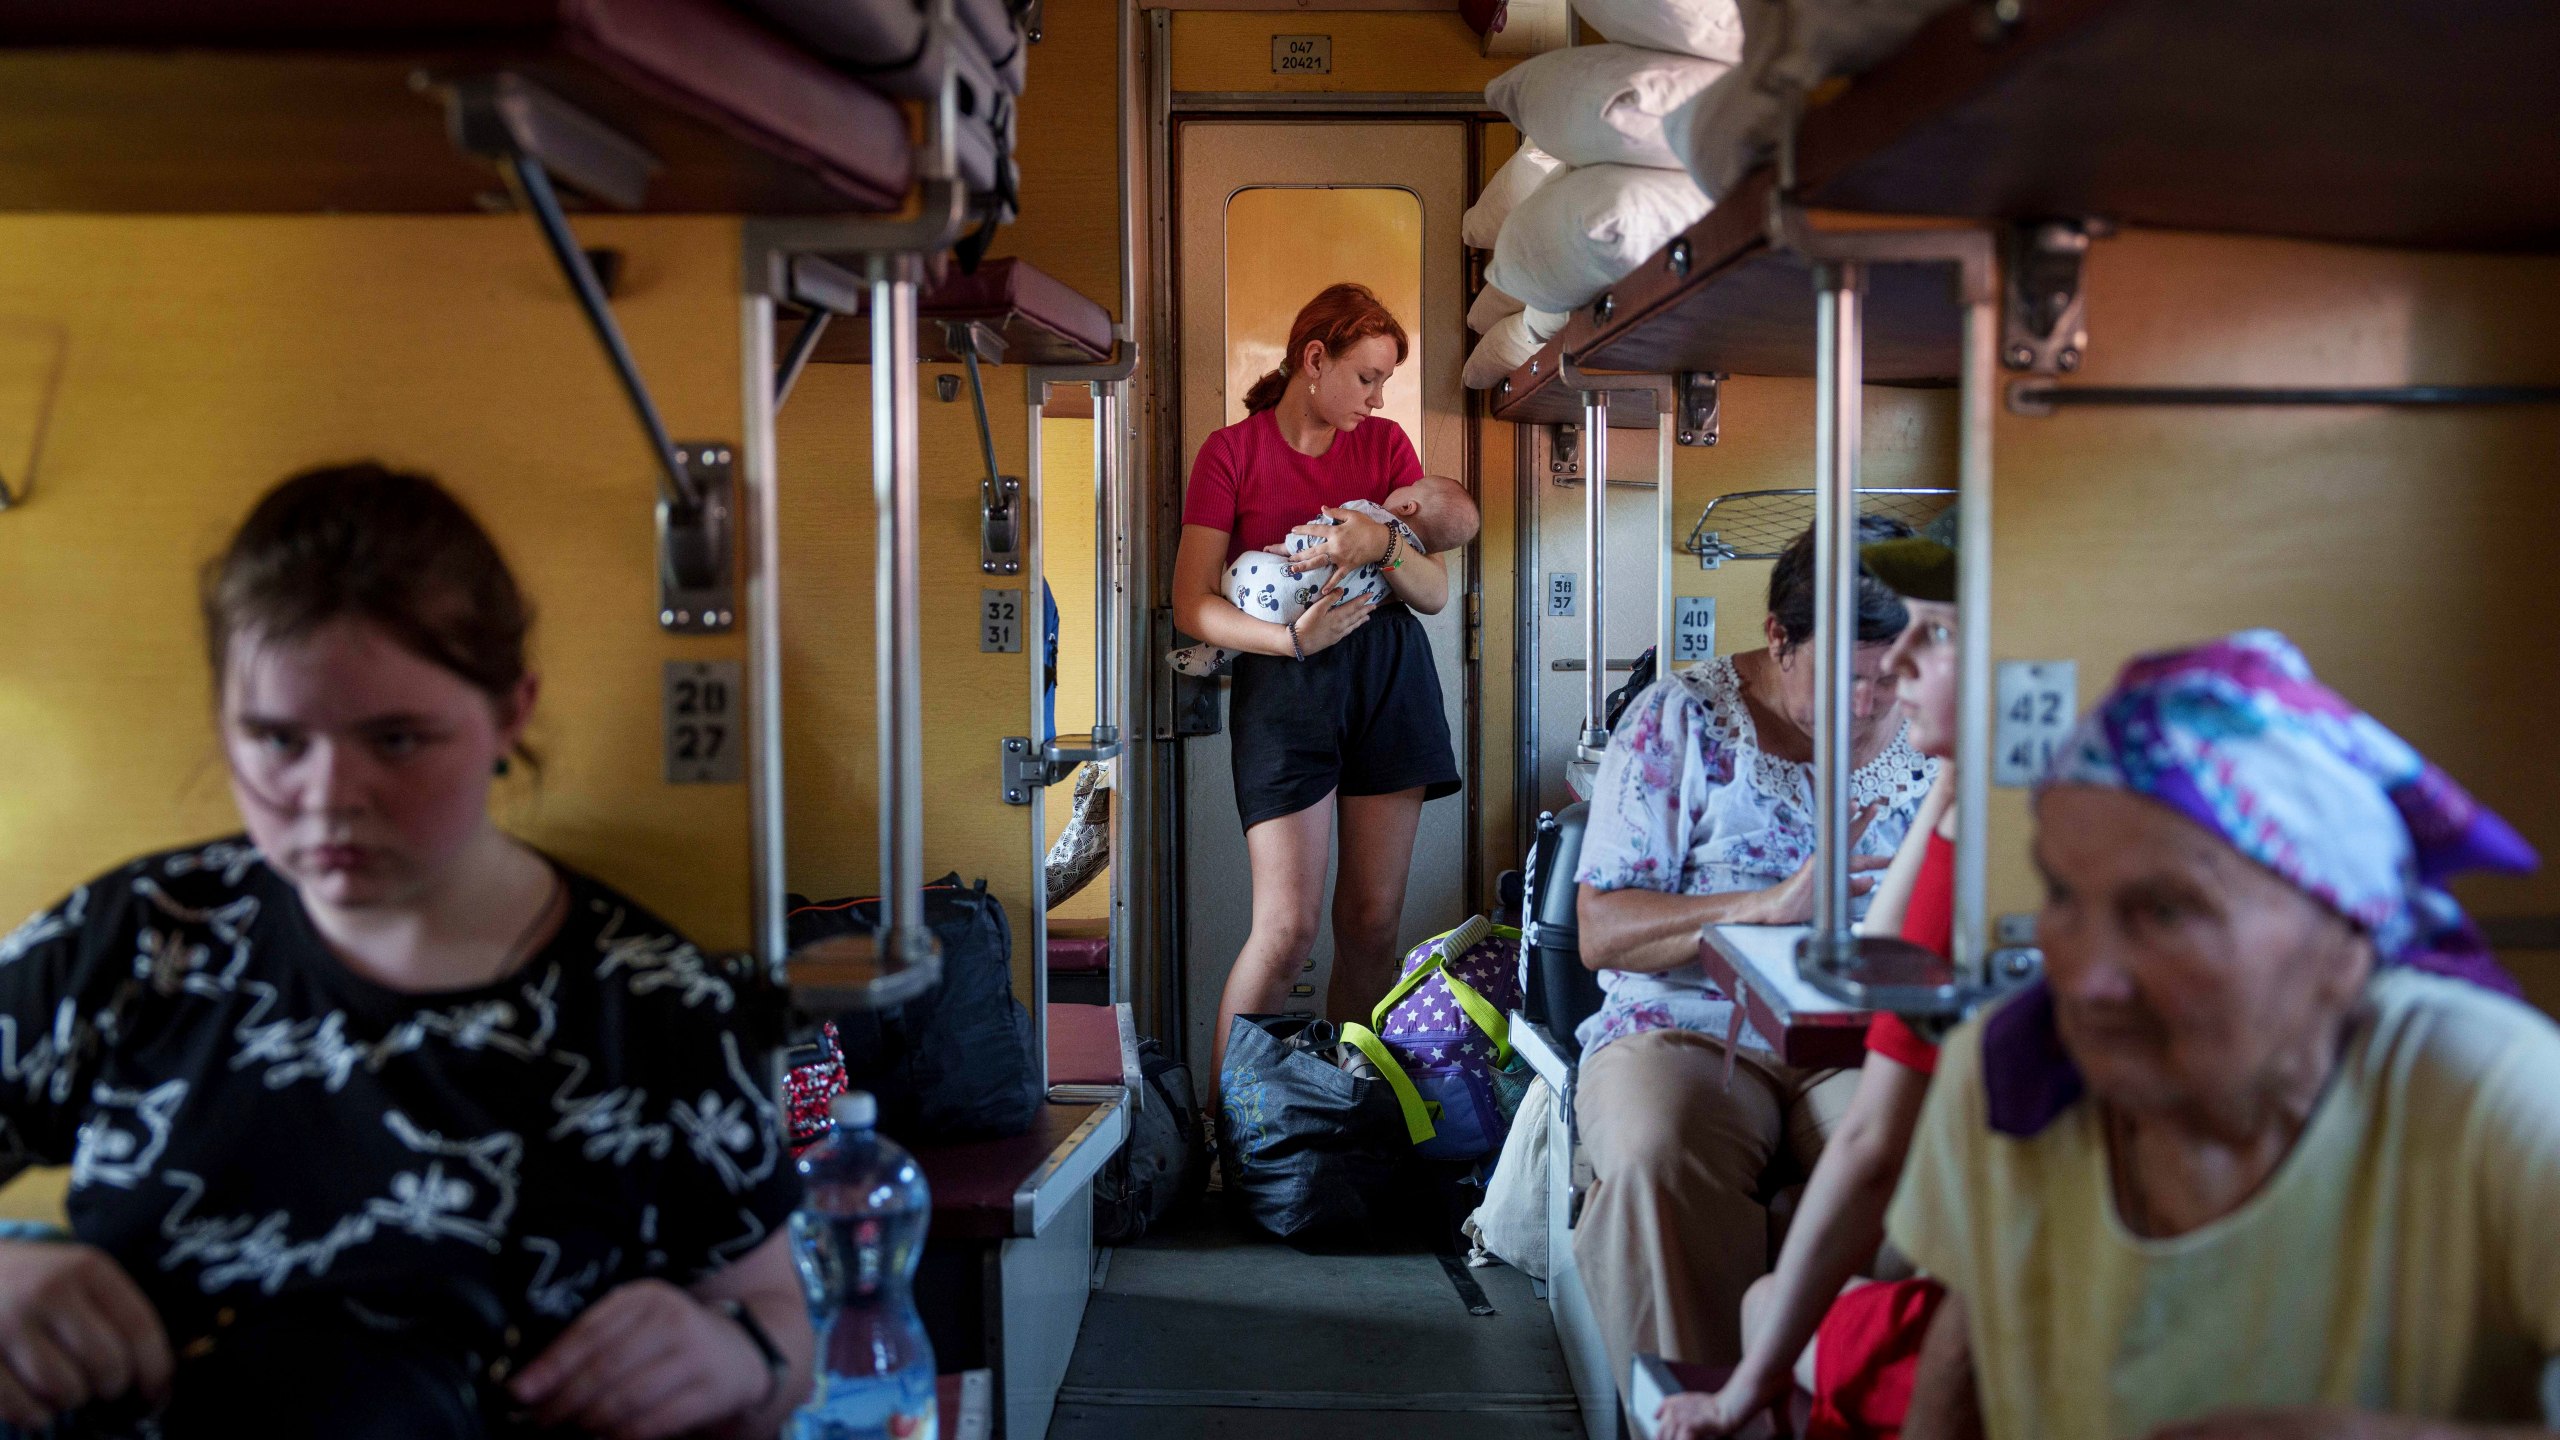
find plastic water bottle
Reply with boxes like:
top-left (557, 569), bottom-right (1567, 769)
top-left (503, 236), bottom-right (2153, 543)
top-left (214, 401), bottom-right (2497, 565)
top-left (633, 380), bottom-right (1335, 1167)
top-left (790, 1092), bottom-right (938, 1440)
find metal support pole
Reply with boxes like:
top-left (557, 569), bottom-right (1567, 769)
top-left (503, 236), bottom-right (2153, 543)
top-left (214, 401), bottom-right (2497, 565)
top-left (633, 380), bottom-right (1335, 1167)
top-left (1655, 410), bottom-right (1677, 671)
top-left (1810, 263), bottom-right (1865, 964)
top-left (741, 296), bottom-right (789, 971)
top-left (1580, 391), bottom-right (1610, 751)
top-left (1026, 386), bottom-right (1052, 1093)
top-left (774, 309), bottom-right (832, 409)
top-left (1100, 379), bottom-right (1130, 1001)
top-left (502, 153), bottom-right (699, 513)
top-left (871, 257), bottom-right (932, 968)
top-left (1093, 381), bottom-right (1120, 747)
top-left (1954, 295), bottom-right (1996, 989)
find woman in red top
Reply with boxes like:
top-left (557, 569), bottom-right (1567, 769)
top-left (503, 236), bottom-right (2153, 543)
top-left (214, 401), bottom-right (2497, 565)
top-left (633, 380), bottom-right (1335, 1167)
top-left (1657, 534), bottom-right (1960, 1440)
top-left (1173, 284), bottom-right (1467, 1091)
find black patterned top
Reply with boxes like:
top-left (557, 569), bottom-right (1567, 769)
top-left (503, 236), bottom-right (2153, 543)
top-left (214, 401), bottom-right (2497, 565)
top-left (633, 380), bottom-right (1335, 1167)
top-left (0, 838), bottom-right (799, 1356)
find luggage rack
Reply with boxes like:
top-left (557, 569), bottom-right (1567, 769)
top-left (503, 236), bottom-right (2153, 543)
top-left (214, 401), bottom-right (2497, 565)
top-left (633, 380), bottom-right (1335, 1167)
top-left (1683, 486), bottom-right (1954, 569)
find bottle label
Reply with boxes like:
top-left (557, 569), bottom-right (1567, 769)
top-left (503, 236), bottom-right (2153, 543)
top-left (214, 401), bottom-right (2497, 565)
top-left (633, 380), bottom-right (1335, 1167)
top-left (889, 1397), bottom-right (936, 1440)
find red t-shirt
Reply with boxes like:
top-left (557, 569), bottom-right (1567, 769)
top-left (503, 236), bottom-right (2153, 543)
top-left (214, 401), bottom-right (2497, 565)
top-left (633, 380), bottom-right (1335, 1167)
top-left (1181, 408), bottom-right (1425, 565)
top-left (1864, 829), bottom-right (1952, 1074)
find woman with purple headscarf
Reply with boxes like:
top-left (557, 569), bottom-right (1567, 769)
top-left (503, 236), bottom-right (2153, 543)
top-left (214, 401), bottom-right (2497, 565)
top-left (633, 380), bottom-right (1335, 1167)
top-left (1890, 631), bottom-right (2553, 1440)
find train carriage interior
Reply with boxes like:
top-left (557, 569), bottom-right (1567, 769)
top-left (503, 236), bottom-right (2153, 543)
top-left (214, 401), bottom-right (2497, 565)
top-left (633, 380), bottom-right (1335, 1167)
top-left (0, 0), bottom-right (2556, 1437)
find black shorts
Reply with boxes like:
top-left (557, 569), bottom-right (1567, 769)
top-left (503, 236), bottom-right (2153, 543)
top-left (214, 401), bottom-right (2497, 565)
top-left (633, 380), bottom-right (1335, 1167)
top-left (1228, 602), bottom-right (1463, 830)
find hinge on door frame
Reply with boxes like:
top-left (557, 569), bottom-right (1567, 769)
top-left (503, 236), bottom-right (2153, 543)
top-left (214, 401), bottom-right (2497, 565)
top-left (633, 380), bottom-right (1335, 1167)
top-left (1550, 422), bottom-right (1582, 482)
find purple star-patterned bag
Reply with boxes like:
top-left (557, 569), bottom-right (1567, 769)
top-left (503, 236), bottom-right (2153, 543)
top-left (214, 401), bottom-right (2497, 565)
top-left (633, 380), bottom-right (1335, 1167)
top-left (1369, 916), bottom-right (1530, 1161)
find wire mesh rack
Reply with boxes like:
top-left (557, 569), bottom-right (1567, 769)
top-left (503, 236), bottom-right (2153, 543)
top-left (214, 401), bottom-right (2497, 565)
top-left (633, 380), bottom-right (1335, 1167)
top-left (1683, 488), bottom-right (1956, 568)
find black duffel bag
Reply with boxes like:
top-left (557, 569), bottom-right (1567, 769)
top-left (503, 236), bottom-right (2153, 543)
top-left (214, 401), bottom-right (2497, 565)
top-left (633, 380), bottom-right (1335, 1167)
top-left (1218, 1014), bottom-right (1410, 1242)
top-left (1095, 1037), bottom-right (1207, 1244)
top-left (786, 875), bottom-right (1040, 1141)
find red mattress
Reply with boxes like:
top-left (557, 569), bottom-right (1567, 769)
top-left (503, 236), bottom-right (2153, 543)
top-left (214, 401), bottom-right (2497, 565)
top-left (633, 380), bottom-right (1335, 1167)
top-left (804, 255), bottom-right (1117, 366)
top-left (1047, 934), bottom-right (1109, 974)
top-left (1046, 1002), bottom-right (1124, 1087)
top-left (0, 0), bottom-right (913, 212)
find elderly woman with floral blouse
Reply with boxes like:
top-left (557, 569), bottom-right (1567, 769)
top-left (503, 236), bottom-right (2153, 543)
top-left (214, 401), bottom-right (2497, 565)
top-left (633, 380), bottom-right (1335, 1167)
top-left (1572, 518), bottom-right (1937, 1388)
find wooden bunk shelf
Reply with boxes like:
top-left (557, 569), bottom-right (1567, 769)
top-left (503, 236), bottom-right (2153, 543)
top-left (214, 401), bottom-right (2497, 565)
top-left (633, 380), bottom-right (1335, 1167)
top-left (0, 0), bottom-right (916, 213)
top-left (1799, 0), bottom-right (2560, 251)
top-left (785, 256), bottom-right (1118, 368)
top-left (1488, 0), bottom-right (2558, 429)
top-left (1486, 173), bottom-right (1965, 426)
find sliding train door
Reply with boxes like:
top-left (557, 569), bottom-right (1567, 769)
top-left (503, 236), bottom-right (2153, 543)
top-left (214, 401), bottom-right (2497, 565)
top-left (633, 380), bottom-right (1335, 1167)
top-left (1171, 120), bottom-right (1469, 1064)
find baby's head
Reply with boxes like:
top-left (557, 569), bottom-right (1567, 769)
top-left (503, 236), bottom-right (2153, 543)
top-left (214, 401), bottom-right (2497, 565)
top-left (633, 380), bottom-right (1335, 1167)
top-left (1381, 475), bottom-right (1476, 554)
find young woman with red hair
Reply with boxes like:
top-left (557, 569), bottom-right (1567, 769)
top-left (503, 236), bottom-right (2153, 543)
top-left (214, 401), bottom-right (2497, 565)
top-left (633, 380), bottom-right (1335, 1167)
top-left (1172, 283), bottom-right (1470, 1096)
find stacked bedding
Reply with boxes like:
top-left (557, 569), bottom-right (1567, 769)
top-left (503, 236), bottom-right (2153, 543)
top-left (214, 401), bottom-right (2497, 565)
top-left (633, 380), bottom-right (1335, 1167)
top-left (1670, 0), bottom-right (1956, 199)
top-left (1461, 0), bottom-right (1733, 389)
top-left (1461, 0), bottom-right (1964, 391)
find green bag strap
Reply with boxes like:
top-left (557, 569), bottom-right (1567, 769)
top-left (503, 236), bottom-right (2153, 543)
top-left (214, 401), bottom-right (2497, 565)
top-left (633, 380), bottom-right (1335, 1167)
top-left (1436, 968), bottom-right (1514, 1069)
top-left (1369, 947), bottom-right (1449, 1032)
top-left (1340, 1022), bottom-right (1436, 1146)
top-left (1368, 916), bottom-right (1522, 1031)
top-left (1368, 918), bottom-right (1526, 1065)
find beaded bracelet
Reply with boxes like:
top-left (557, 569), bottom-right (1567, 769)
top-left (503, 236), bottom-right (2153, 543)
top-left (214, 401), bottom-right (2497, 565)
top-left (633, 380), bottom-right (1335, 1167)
top-left (1287, 616), bottom-right (1306, 661)
top-left (1380, 527), bottom-right (1404, 571)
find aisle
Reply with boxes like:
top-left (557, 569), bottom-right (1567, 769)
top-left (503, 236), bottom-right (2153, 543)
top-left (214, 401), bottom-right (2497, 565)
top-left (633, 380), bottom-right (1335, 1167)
top-left (1047, 1205), bottom-right (1583, 1439)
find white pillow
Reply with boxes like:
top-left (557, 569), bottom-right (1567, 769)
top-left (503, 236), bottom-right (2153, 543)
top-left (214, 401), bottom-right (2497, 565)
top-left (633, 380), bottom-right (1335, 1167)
top-left (1670, 0), bottom-right (1956, 199)
top-left (1486, 163), bottom-right (1712, 314)
top-left (1574, 0), bottom-right (1744, 62)
top-left (1468, 283), bottom-right (1527, 334)
top-left (1487, 44), bottom-right (1732, 171)
top-left (1463, 143), bottom-right (1562, 250)
top-left (1463, 311), bottom-right (1544, 390)
top-left (1523, 306), bottom-right (1571, 342)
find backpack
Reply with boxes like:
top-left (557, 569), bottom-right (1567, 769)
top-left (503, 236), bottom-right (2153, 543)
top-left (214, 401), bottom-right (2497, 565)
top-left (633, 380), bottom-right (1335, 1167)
top-left (1603, 644), bottom-right (1658, 732)
top-left (784, 875), bottom-right (1040, 1142)
top-left (1362, 916), bottom-right (1531, 1162)
top-left (1094, 1038), bottom-right (1207, 1243)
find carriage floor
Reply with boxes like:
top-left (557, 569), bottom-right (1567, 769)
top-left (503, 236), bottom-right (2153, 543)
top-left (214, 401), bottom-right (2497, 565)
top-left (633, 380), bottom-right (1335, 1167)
top-left (1047, 1197), bottom-right (1583, 1439)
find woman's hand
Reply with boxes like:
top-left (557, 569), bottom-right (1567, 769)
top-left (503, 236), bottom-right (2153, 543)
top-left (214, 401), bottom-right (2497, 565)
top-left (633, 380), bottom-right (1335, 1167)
top-left (1290, 583), bottom-right (1380, 657)
top-left (0, 1240), bottom-right (173, 1428)
top-left (1276, 507), bottom-right (1393, 574)
top-left (510, 1279), bottom-right (770, 1440)
top-left (1745, 803), bottom-right (1893, 925)
top-left (1656, 1362), bottom-right (1790, 1439)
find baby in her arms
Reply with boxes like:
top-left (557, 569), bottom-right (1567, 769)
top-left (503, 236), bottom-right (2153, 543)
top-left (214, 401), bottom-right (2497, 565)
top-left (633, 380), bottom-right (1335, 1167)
top-left (1169, 476), bottom-right (1472, 676)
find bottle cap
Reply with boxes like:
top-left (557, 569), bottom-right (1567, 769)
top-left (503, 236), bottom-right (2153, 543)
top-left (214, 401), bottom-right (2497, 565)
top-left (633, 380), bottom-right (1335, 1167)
top-left (830, 1091), bottom-right (878, 1129)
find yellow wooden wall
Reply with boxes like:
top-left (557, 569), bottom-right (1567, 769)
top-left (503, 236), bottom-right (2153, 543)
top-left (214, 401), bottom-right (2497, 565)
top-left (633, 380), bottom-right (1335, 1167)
top-left (1006, 0), bottom-right (1128, 321)
top-left (0, 215), bottom-right (752, 947)
top-left (1977, 228), bottom-right (2560, 987)
top-left (775, 361), bottom-right (1043, 992)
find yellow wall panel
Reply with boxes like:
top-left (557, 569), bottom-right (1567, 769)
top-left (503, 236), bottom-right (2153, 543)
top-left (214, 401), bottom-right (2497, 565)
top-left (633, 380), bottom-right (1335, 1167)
top-left (0, 215), bottom-right (751, 949)
top-left (776, 362), bottom-right (1042, 992)
top-left (1979, 229), bottom-right (2560, 944)
top-left (1005, 0), bottom-right (1127, 321)
top-left (1174, 11), bottom-right (1515, 93)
